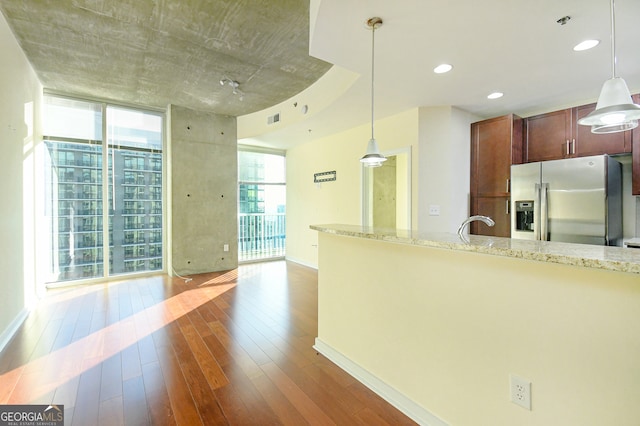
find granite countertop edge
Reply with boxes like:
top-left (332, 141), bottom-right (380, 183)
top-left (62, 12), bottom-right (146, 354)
top-left (310, 224), bottom-right (640, 275)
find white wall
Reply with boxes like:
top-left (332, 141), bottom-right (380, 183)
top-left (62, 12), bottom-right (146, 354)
top-left (417, 106), bottom-right (480, 233)
top-left (0, 12), bottom-right (42, 349)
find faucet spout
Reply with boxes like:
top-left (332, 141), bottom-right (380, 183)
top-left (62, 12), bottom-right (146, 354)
top-left (457, 215), bottom-right (495, 236)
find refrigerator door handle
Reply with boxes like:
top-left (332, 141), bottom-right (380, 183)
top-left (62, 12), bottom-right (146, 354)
top-left (540, 183), bottom-right (549, 241)
top-left (534, 183), bottom-right (541, 240)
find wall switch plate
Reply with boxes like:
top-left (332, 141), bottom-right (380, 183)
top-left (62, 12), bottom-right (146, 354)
top-left (428, 205), bottom-right (440, 216)
top-left (223, 244), bottom-right (229, 252)
top-left (510, 375), bottom-right (532, 410)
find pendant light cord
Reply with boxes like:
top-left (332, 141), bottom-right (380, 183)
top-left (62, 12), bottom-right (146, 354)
top-left (370, 23), bottom-right (376, 140)
top-left (610, 0), bottom-right (617, 78)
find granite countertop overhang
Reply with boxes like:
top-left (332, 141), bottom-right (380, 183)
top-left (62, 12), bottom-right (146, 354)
top-left (311, 224), bottom-right (640, 275)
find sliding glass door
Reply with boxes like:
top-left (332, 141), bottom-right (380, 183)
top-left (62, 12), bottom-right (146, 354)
top-left (43, 95), bottom-right (164, 283)
top-left (238, 150), bottom-right (286, 262)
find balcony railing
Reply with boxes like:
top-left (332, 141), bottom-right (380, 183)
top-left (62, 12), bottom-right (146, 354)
top-left (238, 213), bottom-right (285, 262)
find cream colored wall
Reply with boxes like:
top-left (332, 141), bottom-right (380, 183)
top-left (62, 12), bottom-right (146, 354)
top-left (286, 109), bottom-right (419, 267)
top-left (396, 152), bottom-right (409, 229)
top-left (317, 232), bottom-right (640, 425)
top-left (0, 12), bottom-right (42, 346)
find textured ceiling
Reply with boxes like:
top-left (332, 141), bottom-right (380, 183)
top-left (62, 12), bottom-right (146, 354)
top-left (0, 0), bottom-right (331, 116)
top-left (3, 0), bottom-right (640, 150)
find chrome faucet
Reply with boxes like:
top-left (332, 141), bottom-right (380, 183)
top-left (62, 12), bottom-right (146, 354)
top-left (457, 215), bottom-right (495, 237)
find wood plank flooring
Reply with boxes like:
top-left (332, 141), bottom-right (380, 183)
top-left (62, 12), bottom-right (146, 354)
top-left (0, 261), bottom-right (417, 425)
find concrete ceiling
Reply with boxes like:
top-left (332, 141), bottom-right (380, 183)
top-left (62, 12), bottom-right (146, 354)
top-left (2, 0), bottom-right (640, 150)
top-left (0, 0), bottom-right (331, 116)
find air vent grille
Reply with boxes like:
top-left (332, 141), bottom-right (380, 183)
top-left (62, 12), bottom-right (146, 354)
top-left (267, 113), bottom-right (281, 125)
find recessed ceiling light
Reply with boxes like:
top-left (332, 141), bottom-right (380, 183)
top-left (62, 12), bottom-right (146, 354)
top-left (433, 64), bottom-right (453, 74)
top-left (573, 39), bottom-right (600, 51)
top-left (487, 92), bottom-right (503, 100)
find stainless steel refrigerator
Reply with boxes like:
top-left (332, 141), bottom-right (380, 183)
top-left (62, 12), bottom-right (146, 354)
top-left (510, 155), bottom-right (622, 246)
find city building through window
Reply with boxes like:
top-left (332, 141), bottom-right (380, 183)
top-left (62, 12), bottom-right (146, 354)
top-left (238, 149), bottom-right (286, 262)
top-left (43, 95), bottom-right (164, 283)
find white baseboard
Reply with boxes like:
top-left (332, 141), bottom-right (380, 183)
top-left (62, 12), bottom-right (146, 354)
top-left (0, 308), bottom-right (29, 354)
top-left (313, 338), bottom-right (449, 426)
top-left (285, 256), bottom-right (318, 270)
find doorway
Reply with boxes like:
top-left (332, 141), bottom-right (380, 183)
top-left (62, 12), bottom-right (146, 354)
top-left (362, 147), bottom-right (411, 230)
top-left (237, 149), bottom-right (286, 262)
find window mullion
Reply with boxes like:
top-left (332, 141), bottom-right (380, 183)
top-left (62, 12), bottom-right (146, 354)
top-left (101, 102), bottom-right (110, 278)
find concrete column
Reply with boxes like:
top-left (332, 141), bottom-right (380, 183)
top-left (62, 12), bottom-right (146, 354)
top-left (169, 105), bottom-right (238, 275)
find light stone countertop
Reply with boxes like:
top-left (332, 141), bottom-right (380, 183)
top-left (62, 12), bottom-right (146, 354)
top-left (310, 224), bottom-right (640, 275)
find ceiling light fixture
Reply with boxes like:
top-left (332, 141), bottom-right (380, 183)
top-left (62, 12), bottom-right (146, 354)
top-left (573, 39), bottom-right (600, 51)
top-left (487, 92), bottom-right (504, 100)
top-left (220, 77), bottom-right (245, 101)
top-left (433, 64), bottom-right (453, 74)
top-left (360, 17), bottom-right (387, 167)
top-left (577, 0), bottom-right (640, 133)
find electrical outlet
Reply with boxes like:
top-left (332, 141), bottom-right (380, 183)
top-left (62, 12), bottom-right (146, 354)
top-left (428, 204), bottom-right (440, 216)
top-left (510, 375), bottom-right (531, 410)
top-left (223, 244), bottom-right (229, 252)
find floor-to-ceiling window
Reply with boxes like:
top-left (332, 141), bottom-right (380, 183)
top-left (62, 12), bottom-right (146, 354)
top-left (43, 95), bottom-right (164, 283)
top-left (238, 149), bottom-right (286, 262)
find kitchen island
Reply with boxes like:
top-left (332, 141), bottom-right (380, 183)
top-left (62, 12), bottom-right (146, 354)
top-left (311, 224), bottom-right (640, 426)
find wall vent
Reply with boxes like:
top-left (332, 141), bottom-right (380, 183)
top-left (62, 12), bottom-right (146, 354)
top-left (267, 113), bottom-right (281, 125)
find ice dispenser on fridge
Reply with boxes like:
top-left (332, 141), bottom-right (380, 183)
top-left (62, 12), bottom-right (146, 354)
top-left (515, 201), bottom-right (534, 232)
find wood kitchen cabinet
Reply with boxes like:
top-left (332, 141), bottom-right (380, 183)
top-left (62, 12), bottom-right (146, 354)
top-left (574, 103), bottom-right (632, 156)
top-left (470, 114), bottom-right (523, 237)
top-left (525, 105), bottom-right (632, 162)
top-left (525, 109), bottom-right (570, 162)
top-left (473, 197), bottom-right (512, 237)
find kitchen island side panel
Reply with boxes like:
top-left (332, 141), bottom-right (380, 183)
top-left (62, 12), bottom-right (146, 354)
top-left (316, 232), bottom-right (640, 426)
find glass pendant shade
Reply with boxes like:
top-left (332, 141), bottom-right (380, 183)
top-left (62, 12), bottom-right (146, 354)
top-left (578, 77), bottom-right (640, 133)
top-left (577, 0), bottom-right (640, 134)
top-left (360, 138), bottom-right (387, 166)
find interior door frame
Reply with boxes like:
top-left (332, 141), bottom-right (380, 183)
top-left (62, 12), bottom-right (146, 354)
top-left (361, 146), bottom-right (412, 230)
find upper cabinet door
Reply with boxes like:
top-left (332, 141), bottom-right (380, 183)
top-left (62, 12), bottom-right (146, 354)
top-left (471, 114), bottom-right (522, 197)
top-left (574, 103), bottom-right (632, 156)
top-left (525, 109), bottom-right (571, 162)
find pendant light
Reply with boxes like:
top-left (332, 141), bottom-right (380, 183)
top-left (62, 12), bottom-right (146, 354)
top-left (578, 0), bottom-right (640, 133)
top-left (360, 17), bottom-right (387, 167)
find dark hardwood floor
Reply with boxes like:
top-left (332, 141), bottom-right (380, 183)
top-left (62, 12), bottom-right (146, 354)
top-left (0, 260), bottom-right (416, 425)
